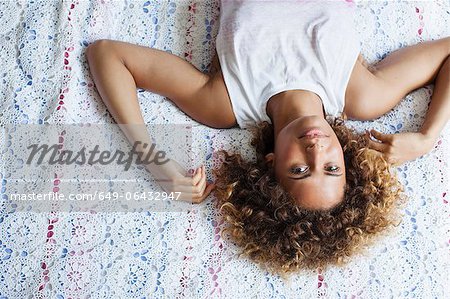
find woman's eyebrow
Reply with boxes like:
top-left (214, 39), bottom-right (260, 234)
top-left (289, 173), bottom-right (343, 180)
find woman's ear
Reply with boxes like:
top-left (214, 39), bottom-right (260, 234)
top-left (265, 153), bottom-right (275, 167)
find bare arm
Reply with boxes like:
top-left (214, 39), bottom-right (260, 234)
top-left (364, 37), bottom-right (450, 165)
top-left (371, 37), bottom-right (450, 146)
top-left (419, 55), bottom-right (450, 143)
top-left (86, 40), bottom-right (234, 127)
top-left (86, 39), bottom-right (216, 202)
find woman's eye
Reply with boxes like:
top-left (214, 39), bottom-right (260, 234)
top-left (327, 166), bottom-right (340, 172)
top-left (291, 166), bottom-right (308, 174)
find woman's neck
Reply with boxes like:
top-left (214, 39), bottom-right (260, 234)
top-left (266, 90), bottom-right (326, 139)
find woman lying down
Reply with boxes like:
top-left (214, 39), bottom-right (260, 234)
top-left (86, 0), bottom-right (450, 275)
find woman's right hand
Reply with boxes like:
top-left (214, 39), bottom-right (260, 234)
top-left (365, 129), bottom-right (434, 166)
top-left (146, 159), bottom-right (216, 203)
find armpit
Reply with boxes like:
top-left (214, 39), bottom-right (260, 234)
top-left (209, 49), bottom-right (222, 75)
top-left (357, 53), bottom-right (378, 74)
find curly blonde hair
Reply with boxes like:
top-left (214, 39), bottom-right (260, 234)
top-left (212, 115), bottom-right (408, 278)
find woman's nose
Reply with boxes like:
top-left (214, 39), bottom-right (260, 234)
top-left (306, 140), bottom-right (324, 151)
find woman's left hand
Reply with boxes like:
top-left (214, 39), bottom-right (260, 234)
top-left (365, 129), bottom-right (435, 166)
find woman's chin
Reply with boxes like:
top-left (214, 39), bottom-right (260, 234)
top-left (288, 115), bottom-right (328, 130)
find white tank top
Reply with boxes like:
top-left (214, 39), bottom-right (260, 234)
top-left (215, 0), bottom-right (361, 128)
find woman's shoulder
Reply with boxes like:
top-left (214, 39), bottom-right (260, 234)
top-left (343, 54), bottom-right (390, 121)
top-left (356, 54), bottom-right (378, 74)
top-left (344, 54), bottom-right (376, 112)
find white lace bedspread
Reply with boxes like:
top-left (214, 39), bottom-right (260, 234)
top-left (0, 0), bottom-right (449, 298)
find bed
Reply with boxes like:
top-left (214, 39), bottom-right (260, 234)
top-left (0, 0), bottom-right (449, 297)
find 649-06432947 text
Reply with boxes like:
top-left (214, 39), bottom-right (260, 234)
top-left (9, 191), bottom-right (182, 201)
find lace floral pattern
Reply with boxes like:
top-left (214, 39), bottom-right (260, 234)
top-left (0, 0), bottom-right (449, 298)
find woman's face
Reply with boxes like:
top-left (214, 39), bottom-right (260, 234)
top-left (266, 115), bottom-right (346, 210)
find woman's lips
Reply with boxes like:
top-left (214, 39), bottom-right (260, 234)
top-left (299, 127), bottom-right (328, 138)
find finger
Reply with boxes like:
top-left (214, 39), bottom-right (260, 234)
top-left (367, 138), bottom-right (389, 153)
top-left (370, 129), bottom-right (391, 143)
top-left (157, 180), bottom-right (206, 199)
top-left (201, 165), bottom-right (207, 185)
top-left (193, 170), bottom-right (207, 194)
top-left (191, 167), bottom-right (208, 199)
top-left (192, 166), bottom-right (202, 185)
top-left (183, 167), bottom-right (206, 190)
top-left (195, 165), bottom-right (206, 187)
top-left (173, 183), bottom-right (215, 203)
top-left (177, 191), bottom-right (204, 203)
top-left (174, 192), bottom-right (200, 202)
top-left (193, 183), bottom-right (216, 203)
top-left (204, 183), bottom-right (216, 196)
